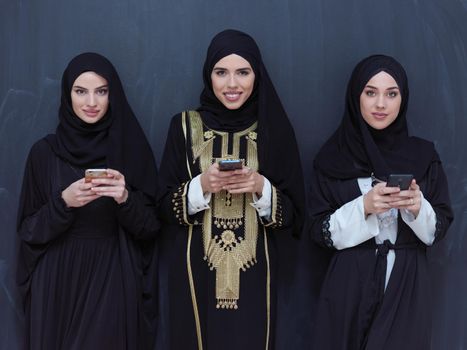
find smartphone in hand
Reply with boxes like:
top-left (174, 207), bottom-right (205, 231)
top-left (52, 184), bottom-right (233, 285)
top-left (85, 169), bottom-right (108, 183)
top-left (218, 159), bottom-right (243, 171)
top-left (386, 174), bottom-right (413, 190)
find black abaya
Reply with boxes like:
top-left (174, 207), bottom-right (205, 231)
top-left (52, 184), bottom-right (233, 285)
top-left (310, 55), bottom-right (454, 350)
top-left (18, 140), bottom-right (159, 350)
top-left (17, 53), bottom-right (159, 350)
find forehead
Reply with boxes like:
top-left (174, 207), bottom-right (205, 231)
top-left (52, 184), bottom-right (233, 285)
top-left (213, 54), bottom-right (252, 69)
top-left (365, 71), bottom-right (399, 89)
top-left (72, 71), bottom-right (108, 87)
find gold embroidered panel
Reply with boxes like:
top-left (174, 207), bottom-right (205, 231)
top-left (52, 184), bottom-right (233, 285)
top-left (188, 110), bottom-right (259, 310)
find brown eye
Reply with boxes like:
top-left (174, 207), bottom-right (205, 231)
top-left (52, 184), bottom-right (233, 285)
top-left (214, 70), bottom-right (226, 76)
top-left (96, 88), bottom-right (108, 96)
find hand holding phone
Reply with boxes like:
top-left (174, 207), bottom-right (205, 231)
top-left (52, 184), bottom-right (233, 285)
top-left (85, 169), bottom-right (108, 183)
top-left (218, 159), bottom-right (243, 171)
top-left (386, 174), bottom-right (414, 191)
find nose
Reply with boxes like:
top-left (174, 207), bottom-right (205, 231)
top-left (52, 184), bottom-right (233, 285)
top-left (227, 73), bottom-right (237, 88)
top-left (376, 93), bottom-right (386, 109)
top-left (87, 93), bottom-right (97, 107)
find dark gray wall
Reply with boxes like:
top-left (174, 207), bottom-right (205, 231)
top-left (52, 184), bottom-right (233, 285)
top-left (1, 0), bottom-right (466, 349)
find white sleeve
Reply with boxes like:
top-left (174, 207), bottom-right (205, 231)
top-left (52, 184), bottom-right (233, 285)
top-left (400, 193), bottom-right (437, 245)
top-left (187, 174), bottom-right (212, 215)
top-left (250, 177), bottom-right (272, 218)
top-left (329, 195), bottom-right (380, 250)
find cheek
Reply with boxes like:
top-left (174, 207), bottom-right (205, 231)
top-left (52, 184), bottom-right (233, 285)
top-left (210, 75), bottom-right (224, 99)
top-left (359, 98), bottom-right (371, 118)
top-left (100, 97), bottom-right (109, 113)
top-left (242, 77), bottom-right (255, 98)
top-left (71, 95), bottom-right (83, 115)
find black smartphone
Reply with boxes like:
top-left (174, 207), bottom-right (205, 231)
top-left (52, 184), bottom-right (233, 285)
top-left (386, 174), bottom-right (414, 190)
top-left (218, 159), bottom-right (243, 171)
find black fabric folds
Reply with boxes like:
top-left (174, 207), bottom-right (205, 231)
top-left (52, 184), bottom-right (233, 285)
top-left (314, 54), bottom-right (436, 181)
top-left (17, 53), bottom-right (159, 349)
top-left (45, 52), bottom-right (157, 198)
top-left (198, 29), bottom-right (305, 237)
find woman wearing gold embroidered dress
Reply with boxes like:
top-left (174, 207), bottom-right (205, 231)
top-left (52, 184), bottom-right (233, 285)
top-left (157, 30), bottom-right (305, 349)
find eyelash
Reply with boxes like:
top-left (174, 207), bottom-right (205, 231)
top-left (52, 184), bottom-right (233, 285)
top-left (365, 90), bottom-right (398, 98)
top-left (73, 88), bottom-right (108, 96)
top-left (214, 70), bottom-right (250, 77)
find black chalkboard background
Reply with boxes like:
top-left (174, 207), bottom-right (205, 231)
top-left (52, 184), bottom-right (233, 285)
top-left (1, 1), bottom-right (466, 349)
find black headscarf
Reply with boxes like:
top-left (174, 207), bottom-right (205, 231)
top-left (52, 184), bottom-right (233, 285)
top-left (46, 52), bottom-right (157, 197)
top-left (198, 29), bottom-right (305, 236)
top-left (314, 54), bottom-right (436, 181)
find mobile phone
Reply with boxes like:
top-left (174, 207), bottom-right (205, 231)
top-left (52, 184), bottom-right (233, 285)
top-left (85, 169), bottom-right (108, 183)
top-left (218, 159), bottom-right (243, 171)
top-left (386, 174), bottom-right (413, 190)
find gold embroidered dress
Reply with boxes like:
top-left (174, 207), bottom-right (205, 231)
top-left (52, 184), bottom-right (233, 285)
top-left (159, 111), bottom-right (285, 350)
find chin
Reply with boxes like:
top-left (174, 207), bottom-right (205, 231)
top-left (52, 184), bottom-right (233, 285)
top-left (222, 100), bottom-right (246, 110)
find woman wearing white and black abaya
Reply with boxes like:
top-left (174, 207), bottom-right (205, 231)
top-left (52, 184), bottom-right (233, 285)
top-left (17, 53), bottom-right (159, 350)
top-left (310, 55), bottom-right (453, 350)
top-left (157, 30), bottom-right (305, 349)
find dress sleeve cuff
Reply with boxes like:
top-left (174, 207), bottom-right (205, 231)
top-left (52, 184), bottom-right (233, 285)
top-left (173, 182), bottom-right (200, 226)
top-left (328, 195), bottom-right (380, 250)
top-left (250, 177), bottom-right (272, 218)
top-left (187, 174), bottom-right (211, 215)
top-left (401, 193), bottom-right (436, 245)
top-left (258, 184), bottom-right (283, 228)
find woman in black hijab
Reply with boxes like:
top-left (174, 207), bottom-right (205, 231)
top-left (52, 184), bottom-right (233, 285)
top-left (17, 53), bottom-right (159, 350)
top-left (310, 55), bottom-right (453, 349)
top-left (157, 29), bottom-right (305, 349)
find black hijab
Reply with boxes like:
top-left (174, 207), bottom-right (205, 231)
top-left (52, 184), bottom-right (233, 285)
top-left (198, 29), bottom-right (305, 236)
top-left (314, 54), bottom-right (436, 181)
top-left (46, 52), bottom-right (157, 197)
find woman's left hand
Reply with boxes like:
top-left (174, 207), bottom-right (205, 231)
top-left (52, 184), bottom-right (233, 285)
top-left (222, 167), bottom-right (264, 196)
top-left (90, 168), bottom-right (129, 204)
top-left (389, 179), bottom-right (421, 217)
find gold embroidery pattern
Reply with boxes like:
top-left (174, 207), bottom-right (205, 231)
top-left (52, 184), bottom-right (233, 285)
top-left (188, 111), bottom-right (259, 310)
top-left (261, 185), bottom-right (284, 228)
top-left (172, 182), bottom-right (191, 226)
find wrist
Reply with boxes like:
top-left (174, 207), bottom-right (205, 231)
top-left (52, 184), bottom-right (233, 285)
top-left (255, 174), bottom-right (264, 196)
top-left (61, 190), bottom-right (71, 208)
top-left (363, 194), bottom-right (370, 217)
top-left (200, 173), bottom-right (207, 193)
top-left (117, 189), bottom-right (129, 204)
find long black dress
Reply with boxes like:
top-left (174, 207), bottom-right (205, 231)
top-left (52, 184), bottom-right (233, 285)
top-left (158, 112), bottom-right (298, 349)
top-left (157, 30), bottom-right (305, 350)
top-left (310, 157), bottom-right (452, 349)
top-left (310, 55), bottom-right (454, 350)
top-left (18, 140), bottom-right (159, 349)
top-left (17, 53), bottom-right (159, 350)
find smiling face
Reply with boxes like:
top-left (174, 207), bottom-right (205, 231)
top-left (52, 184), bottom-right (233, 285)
top-left (210, 54), bottom-right (255, 110)
top-left (359, 71), bottom-right (402, 130)
top-left (71, 71), bottom-right (109, 124)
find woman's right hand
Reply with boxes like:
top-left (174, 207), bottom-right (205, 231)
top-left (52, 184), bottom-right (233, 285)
top-left (363, 182), bottom-right (400, 216)
top-left (61, 178), bottom-right (100, 208)
top-left (200, 163), bottom-right (234, 194)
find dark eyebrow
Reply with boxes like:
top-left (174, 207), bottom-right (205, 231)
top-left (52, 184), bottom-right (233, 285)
top-left (72, 84), bottom-right (108, 90)
top-left (365, 84), bottom-right (399, 90)
top-left (212, 67), bottom-right (252, 71)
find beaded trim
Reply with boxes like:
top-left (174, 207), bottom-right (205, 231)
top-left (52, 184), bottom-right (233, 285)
top-left (262, 186), bottom-right (283, 228)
